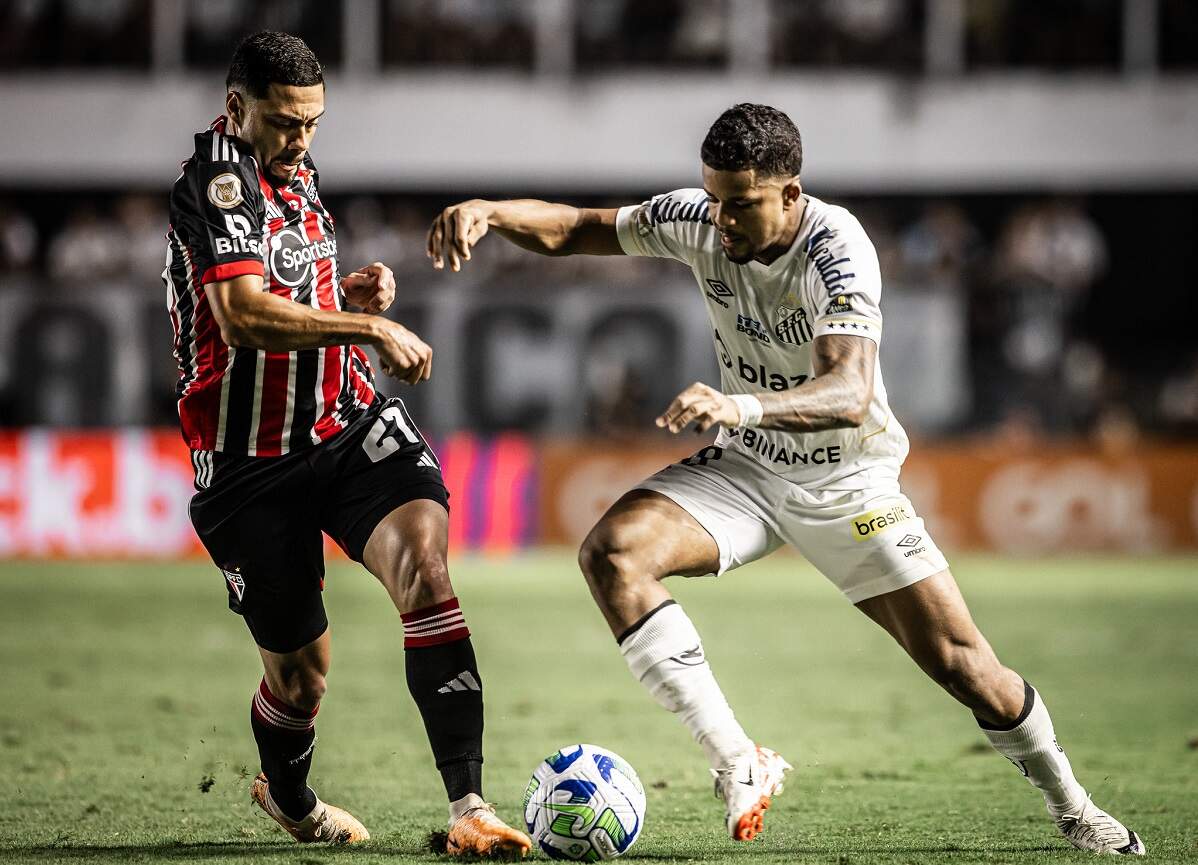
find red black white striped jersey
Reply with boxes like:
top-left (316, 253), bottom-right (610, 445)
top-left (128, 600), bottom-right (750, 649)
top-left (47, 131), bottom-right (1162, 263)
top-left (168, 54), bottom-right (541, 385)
top-left (164, 117), bottom-right (377, 456)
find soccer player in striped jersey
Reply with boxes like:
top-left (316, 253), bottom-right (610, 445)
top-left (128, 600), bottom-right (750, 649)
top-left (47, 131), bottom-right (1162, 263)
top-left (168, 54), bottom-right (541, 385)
top-left (428, 104), bottom-right (1144, 855)
top-left (164, 31), bottom-right (529, 857)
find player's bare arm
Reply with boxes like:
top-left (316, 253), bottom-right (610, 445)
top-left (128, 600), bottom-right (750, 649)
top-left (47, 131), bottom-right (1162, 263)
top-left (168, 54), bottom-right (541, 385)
top-left (427, 199), bottom-right (623, 271)
top-left (656, 334), bottom-right (874, 434)
top-left (205, 273), bottom-right (431, 383)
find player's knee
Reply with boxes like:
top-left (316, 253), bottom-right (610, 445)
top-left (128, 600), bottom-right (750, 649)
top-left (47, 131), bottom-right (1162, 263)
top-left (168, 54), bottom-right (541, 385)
top-left (389, 552), bottom-right (451, 611)
top-left (277, 668), bottom-right (326, 713)
top-left (578, 525), bottom-right (658, 596)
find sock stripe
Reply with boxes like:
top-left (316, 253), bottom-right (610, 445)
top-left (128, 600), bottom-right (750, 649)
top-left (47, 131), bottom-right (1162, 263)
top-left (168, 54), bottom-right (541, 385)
top-left (616, 599), bottom-right (678, 645)
top-left (252, 680), bottom-right (317, 732)
top-left (404, 608), bottom-right (465, 630)
top-left (401, 597), bottom-right (461, 623)
top-left (976, 679), bottom-right (1035, 731)
top-left (403, 597), bottom-right (470, 648)
top-left (405, 611), bottom-right (467, 635)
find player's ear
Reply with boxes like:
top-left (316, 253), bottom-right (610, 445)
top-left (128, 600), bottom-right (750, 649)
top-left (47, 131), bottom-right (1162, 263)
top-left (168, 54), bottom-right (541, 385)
top-left (226, 90), bottom-right (245, 127)
top-left (782, 177), bottom-right (803, 207)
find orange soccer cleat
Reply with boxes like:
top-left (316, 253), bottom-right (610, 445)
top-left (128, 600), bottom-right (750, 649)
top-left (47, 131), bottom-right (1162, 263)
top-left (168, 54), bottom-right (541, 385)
top-left (446, 801), bottom-right (532, 859)
top-left (250, 773), bottom-right (370, 844)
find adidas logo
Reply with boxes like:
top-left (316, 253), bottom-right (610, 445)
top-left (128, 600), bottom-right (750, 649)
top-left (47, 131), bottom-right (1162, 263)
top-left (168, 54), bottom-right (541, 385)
top-left (416, 450), bottom-right (437, 469)
top-left (437, 670), bottom-right (481, 694)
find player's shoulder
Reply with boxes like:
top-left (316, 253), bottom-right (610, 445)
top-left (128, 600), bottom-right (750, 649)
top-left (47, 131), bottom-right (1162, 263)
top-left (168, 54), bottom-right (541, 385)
top-left (641, 188), bottom-right (712, 228)
top-left (171, 117), bottom-right (262, 213)
top-left (798, 194), bottom-right (880, 300)
top-left (801, 194), bottom-right (871, 249)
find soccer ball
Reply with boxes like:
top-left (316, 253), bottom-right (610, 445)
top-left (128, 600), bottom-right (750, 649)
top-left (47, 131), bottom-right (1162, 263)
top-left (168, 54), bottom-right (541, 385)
top-left (523, 744), bottom-right (646, 861)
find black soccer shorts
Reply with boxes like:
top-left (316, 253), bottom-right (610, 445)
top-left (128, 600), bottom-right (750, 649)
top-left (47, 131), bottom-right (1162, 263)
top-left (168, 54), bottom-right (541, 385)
top-left (189, 397), bottom-right (449, 654)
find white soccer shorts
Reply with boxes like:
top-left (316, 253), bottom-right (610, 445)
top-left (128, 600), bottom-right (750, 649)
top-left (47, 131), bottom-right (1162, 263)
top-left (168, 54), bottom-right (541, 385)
top-left (635, 444), bottom-right (949, 603)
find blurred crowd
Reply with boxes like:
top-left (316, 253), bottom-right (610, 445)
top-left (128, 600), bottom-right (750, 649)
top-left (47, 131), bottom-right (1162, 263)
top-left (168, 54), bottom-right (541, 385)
top-left (1, 190), bottom-right (1194, 441)
top-left (1, 0), bottom-right (1195, 72)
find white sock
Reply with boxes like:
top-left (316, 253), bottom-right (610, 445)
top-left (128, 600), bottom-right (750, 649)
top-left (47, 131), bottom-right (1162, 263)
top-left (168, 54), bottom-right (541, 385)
top-left (980, 683), bottom-right (1088, 817)
top-left (619, 601), bottom-right (754, 772)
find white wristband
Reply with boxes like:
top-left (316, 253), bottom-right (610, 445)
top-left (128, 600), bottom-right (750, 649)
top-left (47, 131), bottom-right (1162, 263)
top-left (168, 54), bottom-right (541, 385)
top-left (728, 394), bottom-right (764, 428)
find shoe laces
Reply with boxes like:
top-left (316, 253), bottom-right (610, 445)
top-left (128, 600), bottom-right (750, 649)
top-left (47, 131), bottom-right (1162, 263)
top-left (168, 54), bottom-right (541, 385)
top-left (1058, 804), bottom-right (1127, 847)
top-left (460, 802), bottom-right (502, 825)
top-left (310, 804), bottom-right (357, 843)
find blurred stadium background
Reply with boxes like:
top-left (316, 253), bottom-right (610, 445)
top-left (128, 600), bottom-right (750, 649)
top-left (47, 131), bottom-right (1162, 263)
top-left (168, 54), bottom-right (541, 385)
top-left (0, 0), bottom-right (1196, 558)
top-left (0, 3), bottom-right (1196, 861)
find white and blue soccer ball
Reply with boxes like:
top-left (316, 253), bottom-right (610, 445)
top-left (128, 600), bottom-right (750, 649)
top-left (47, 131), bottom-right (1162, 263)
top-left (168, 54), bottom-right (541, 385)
top-left (523, 744), bottom-right (646, 861)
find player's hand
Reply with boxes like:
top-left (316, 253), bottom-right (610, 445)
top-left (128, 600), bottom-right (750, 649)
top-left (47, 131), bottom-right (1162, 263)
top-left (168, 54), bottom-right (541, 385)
top-left (374, 320), bottom-right (432, 385)
top-left (656, 382), bottom-right (740, 434)
top-left (341, 262), bottom-right (395, 314)
top-left (427, 200), bottom-right (491, 272)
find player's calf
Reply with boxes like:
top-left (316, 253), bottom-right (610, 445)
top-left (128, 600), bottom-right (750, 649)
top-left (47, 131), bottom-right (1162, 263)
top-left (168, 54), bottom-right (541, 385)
top-left (914, 635), bottom-right (1024, 724)
top-left (250, 678), bottom-right (320, 821)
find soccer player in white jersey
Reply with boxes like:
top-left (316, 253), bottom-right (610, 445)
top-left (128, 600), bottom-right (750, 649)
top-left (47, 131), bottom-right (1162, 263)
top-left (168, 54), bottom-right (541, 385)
top-left (427, 104), bottom-right (1145, 855)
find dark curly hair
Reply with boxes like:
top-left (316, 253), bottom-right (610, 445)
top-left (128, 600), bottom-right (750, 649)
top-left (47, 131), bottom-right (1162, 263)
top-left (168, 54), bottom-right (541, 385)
top-left (700, 103), bottom-right (803, 178)
top-left (226, 31), bottom-right (323, 98)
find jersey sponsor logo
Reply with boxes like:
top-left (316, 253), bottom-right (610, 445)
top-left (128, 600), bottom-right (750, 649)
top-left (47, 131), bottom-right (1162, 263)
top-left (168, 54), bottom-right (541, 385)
top-left (726, 427), bottom-right (842, 467)
top-left (647, 194), bottom-right (712, 228)
top-left (214, 213), bottom-right (261, 256)
top-left (705, 278), bottom-right (733, 308)
top-left (268, 226), bottom-right (338, 288)
top-left (804, 226), bottom-right (856, 295)
top-left (207, 172), bottom-right (244, 209)
top-left (774, 307), bottom-right (813, 347)
top-left (736, 313), bottom-right (771, 344)
top-left (851, 503), bottom-right (912, 542)
top-left (714, 329), bottom-right (810, 391)
top-left (825, 295), bottom-right (853, 316)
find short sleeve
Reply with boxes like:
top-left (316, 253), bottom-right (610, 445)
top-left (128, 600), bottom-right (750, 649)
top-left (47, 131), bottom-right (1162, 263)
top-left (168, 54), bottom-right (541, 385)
top-left (805, 212), bottom-right (883, 345)
top-left (615, 188), bottom-right (712, 265)
top-left (170, 150), bottom-right (265, 286)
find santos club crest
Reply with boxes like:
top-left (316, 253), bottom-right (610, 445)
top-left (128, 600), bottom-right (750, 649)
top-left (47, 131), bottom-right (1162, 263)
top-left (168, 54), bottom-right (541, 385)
top-left (774, 307), bottom-right (813, 347)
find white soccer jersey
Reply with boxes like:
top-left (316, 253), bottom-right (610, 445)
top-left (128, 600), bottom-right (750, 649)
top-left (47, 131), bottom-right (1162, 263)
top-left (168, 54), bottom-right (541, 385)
top-left (615, 189), bottom-right (910, 489)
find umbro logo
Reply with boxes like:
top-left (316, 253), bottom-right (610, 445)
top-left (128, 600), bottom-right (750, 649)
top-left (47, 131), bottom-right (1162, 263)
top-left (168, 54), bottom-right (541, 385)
top-left (738, 766), bottom-right (755, 787)
top-left (437, 670), bottom-right (481, 694)
top-left (896, 534), bottom-right (923, 548)
top-left (705, 278), bottom-right (733, 308)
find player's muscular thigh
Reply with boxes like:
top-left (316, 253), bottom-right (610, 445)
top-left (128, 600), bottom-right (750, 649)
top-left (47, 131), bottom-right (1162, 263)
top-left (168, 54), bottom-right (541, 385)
top-left (363, 500), bottom-right (452, 613)
top-left (579, 490), bottom-right (719, 630)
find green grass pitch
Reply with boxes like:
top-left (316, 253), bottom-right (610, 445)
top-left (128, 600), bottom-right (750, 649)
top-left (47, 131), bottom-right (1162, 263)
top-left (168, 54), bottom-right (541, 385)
top-left (1, 552), bottom-right (1195, 863)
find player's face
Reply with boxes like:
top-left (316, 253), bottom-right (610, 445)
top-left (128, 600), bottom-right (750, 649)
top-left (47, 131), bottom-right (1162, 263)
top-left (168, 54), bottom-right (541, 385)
top-left (227, 83), bottom-right (325, 183)
top-left (702, 165), bottom-right (801, 265)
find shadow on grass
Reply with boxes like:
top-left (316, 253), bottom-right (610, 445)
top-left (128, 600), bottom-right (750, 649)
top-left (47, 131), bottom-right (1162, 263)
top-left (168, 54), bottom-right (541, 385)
top-left (0, 840), bottom-right (425, 861)
top-left (624, 843), bottom-right (1065, 860)
top-left (0, 840), bottom-right (1068, 863)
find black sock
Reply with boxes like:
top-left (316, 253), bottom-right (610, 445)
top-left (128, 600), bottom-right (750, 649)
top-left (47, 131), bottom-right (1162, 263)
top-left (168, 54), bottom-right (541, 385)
top-left (402, 597), bottom-right (484, 802)
top-left (251, 679), bottom-right (318, 821)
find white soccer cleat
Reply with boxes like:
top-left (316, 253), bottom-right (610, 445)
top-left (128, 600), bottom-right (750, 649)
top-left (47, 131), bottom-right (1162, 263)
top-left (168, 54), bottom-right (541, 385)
top-left (250, 773), bottom-right (370, 844)
top-left (713, 745), bottom-right (793, 841)
top-left (1056, 798), bottom-right (1146, 855)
